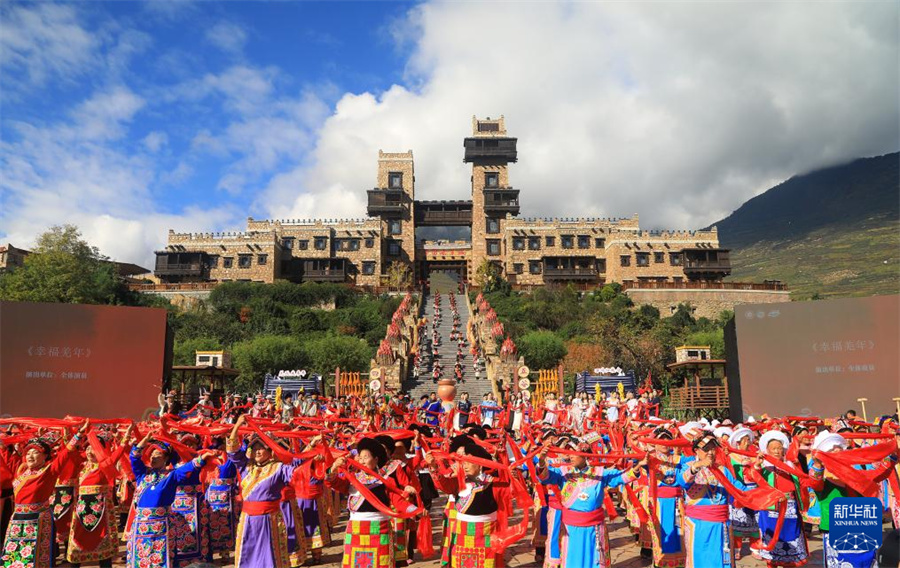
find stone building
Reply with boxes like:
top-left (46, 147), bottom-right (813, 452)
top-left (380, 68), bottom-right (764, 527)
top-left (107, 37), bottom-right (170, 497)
top-left (154, 116), bottom-right (736, 289)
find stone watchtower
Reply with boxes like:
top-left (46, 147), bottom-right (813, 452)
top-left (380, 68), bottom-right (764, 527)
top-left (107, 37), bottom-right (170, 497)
top-left (368, 150), bottom-right (417, 278)
top-left (466, 116), bottom-right (520, 275)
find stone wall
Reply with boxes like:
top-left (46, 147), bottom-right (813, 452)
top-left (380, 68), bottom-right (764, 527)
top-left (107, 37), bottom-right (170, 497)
top-left (624, 288), bottom-right (791, 319)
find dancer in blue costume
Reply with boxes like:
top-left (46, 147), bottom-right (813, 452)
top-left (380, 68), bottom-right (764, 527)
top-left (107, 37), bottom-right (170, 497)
top-left (127, 432), bottom-right (213, 568)
top-left (538, 439), bottom-right (646, 568)
top-left (755, 430), bottom-right (809, 568)
top-left (648, 428), bottom-right (686, 568)
top-left (677, 432), bottom-right (751, 568)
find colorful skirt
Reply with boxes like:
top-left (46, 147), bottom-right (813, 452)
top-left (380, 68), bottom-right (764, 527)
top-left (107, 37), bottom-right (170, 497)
top-left (543, 507), bottom-right (563, 568)
top-left (51, 483), bottom-right (76, 552)
top-left (170, 484), bottom-right (209, 567)
top-left (341, 518), bottom-right (394, 568)
top-left (729, 503), bottom-right (759, 539)
top-left (560, 521), bottom-right (610, 568)
top-left (651, 497), bottom-right (685, 568)
top-left (442, 516), bottom-right (500, 568)
top-left (67, 485), bottom-right (118, 565)
top-left (281, 499), bottom-right (308, 567)
top-left (297, 496), bottom-right (331, 550)
top-left (206, 480), bottom-right (237, 553)
top-left (234, 509), bottom-right (291, 568)
top-left (1, 502), bottom-right (54, 568)
top-left (757, 499), bottom-right (808, 568)
top-left (801, 488), bottom-right (821, 526)
top-left (683, 517), bottom-right (733, 568)
top-left (127, 506), bottom-right (173, 568)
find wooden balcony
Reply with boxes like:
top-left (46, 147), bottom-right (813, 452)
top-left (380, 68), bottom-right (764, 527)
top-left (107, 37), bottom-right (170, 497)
top-left (414, 200), bottom-right (473, 226)
top-left (542, 256), bottom-right (599, 280)
top-left (301, 258), bottom-right (348, 282)
top-left (483, 188), bottom-right (521, 215)
top-left (154, 251), bottom-right (208, 279)
top-left (463, 137), bottom-right (518, 163)
top-left (367, 189), bottom-right (405, 216)
top-left (154, 263), bottom-right (204, 276)
top-left (682, 248), bottom-right (732, 278)
top-left (667, 385), bottom-right (729, 410)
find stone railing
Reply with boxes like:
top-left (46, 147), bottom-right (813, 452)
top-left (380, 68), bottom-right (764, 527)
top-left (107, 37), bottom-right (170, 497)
top-left (466, 290), bottom-right (524, 401)
top-left (369, 292), bottom-right (420, 393)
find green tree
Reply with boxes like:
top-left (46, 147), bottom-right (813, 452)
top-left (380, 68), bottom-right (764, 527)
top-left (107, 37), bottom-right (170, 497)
top-left (172, 337), bottom-right (221, 365)
top-left (231, 335), bottom-right (309, 392)
top-left (0, 225), bottom-right (121, 304)
top-left (682, 329), bottom-right (726, 359)
top-left (385, 261), bottom-right (411, 291)
top-left (306, 334), bottom-right (373, 373)
top-left (518, 331), bottom-right (568, 370)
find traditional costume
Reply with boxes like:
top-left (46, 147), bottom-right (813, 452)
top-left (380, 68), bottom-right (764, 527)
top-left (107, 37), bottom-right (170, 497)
top-left (65, 434), bottom-right (129, 567)
top-left (328, 438), bottom-right (395, 568)
top-left (205, 457), bottom-right (238, 557)
top-left (755, 430), bottom-right (808, 568)
top-left (677, 452), bottom-right (748, 568)
top-left (228, 448), bottom-right (304, 568)
top-left (1, 438), bottom-right (74, 568)
top-left (126, 444), bottom-right (205, 568)
top-left (540, 458), bottom-right (641, 568)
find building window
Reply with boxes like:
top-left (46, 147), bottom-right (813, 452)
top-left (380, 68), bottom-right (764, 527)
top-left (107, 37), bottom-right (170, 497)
top-left (388, 172), bottom-right (403, 189)
top-left (257, 254), bottom-right (267, 265)
top-left (365, 238), bottom-right (374, 248)
top-left (654, 251), bottom-right (665, 263)
top-left (223, 257), bottom-right (233, 268)
top-left (670, 253), bottom-right (683, 266)
top-left (577, 235), bottom-right (590, 249)
top-left (389, 220), bottom-right (402, 235)
top-left (485, 172), bottom-right (499, 188)
top-left (529, 260), bottom-right (542, 274)
top-left (362, 261), bottom-right (376, 275)
top-left (486, 239), bottom-right (501, 256)
top-left (337, 239), bottom-right (360, 251)
top-left (513, 263), bottom-right (524, 274)
top-left (297, 240), bottom-right (309, 250)
top-left (620, 255), bottom-right (631, 267)
top-left (238, 254), bottom-right (252, 268)
top-left (486, 218), bottom-right (500, 234)
top-left (205, 256), bottom-right (218, 269)
top-left (388, 242), bottom-right (401, 256)
top-left (528, 237), bottom-right (541, 250)
top-left (282, 237), bottom-right (294, 249)
top-left (596, 258), bottom-right (607, 273)
top-left (673, 276), bottom-right (683, 283)
top-left (561, 235), bottom-right (574, 249)
top-left (314, 237), bottom-right (327, 250)
top-left (636, 252), bottom-right (650, 267)
top-left (512, 237), bottom-right (525, 251)
top-left (594, 238), bottom-right (605, 248)
top-left (545, 236), bottom-right (555, 247)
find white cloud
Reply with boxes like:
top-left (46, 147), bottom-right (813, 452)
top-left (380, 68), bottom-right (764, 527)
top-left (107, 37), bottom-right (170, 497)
top-left (263, 2), bottom-right (899, 230)
top-left (71, 86), bottom-right (146, 140)
top-left (0, 86), bottom-right (238, 267)
top-left (205, 21), bottom-right (248, 55)
top-left (142, 131), bottom-right (169, 153)
top-left (0, 3), bottom-right (99, 88)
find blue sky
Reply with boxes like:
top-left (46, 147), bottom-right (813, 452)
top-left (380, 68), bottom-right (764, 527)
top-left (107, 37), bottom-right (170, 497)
top-left (2, 1), bottom-right (897, 267)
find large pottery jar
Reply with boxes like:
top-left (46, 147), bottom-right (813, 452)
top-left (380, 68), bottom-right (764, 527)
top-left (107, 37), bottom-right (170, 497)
top-left (437, 378), bottom-right (457, 402)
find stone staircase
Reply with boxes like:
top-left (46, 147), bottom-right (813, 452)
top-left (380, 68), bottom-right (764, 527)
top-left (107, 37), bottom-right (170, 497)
top-left (405, 275), bottom-right (493, 404)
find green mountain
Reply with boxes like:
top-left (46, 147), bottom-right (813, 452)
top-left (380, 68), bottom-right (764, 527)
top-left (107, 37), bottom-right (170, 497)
top-left (709, 153), bottom-right (899, 299)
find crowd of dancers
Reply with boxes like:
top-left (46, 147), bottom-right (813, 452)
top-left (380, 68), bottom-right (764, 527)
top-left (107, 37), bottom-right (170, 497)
top-left (412, 292), bottom-right (482, 385)
top-left (1, 392), bottom-right (898, 568)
